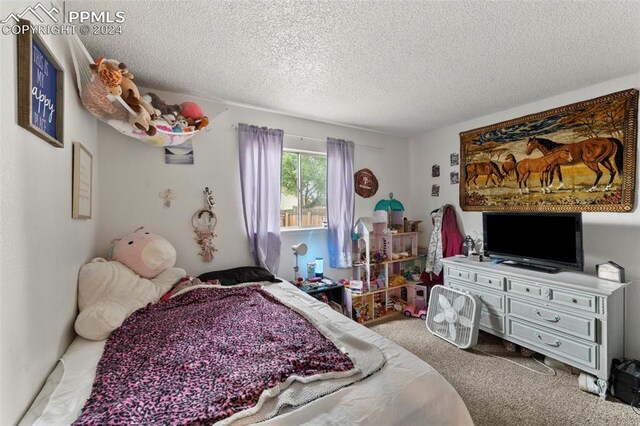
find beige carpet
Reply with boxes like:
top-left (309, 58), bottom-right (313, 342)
top-left (371, 318), bottom-right (638, 426)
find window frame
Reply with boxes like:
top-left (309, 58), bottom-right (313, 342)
top-left (281, 148), bottom-right (327, 231)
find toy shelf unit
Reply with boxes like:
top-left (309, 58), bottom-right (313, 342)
top-left (348, 217), bottom-right (426, 325)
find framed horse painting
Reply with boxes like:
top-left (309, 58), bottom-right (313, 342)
top-left (459, 89), bottom-right (638, 212)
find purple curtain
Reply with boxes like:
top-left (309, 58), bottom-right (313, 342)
top-left (238, 123), bottom-right (284, 274)
top-left (327, 137), bottom-right (355, 268)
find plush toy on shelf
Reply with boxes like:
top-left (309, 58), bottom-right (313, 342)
top-left (84, 58), bottom-right (128, 120)
top-left (172, 116), bottom-right (192, 133)
top-left (180, 101), bottom-right (209, 131)
top-left (143, 95), bottom-right (208, 133)
top-left (90, 57), bottom-right (122, 96)
top-left (146, 92), bottom-right (181, 118)
top-left (145, 92), bottom-right (182, 128)
top-left (88, 58), bottom-right (157, 136)
top-left (117, 62), bottom-right (158, 136)
top-left (74, 227), bottom-right (185, 341)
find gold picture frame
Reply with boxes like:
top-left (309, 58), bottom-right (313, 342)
top-left (72, 142), bottom-right (93, 219)
top-left (16, 19), bottom-right (64, 148)
top-left (459, 89), bottom-right (638, 212)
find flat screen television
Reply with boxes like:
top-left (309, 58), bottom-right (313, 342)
top-left (482, 212), bottom-right (584, 273)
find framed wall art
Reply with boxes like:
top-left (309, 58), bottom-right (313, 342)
top-left (596, 261), bottom-right (625, 283)
top-left (432, 164), bottom-right (440, 177)
top-left (165, 140), bottom-right (194, 164)
top-left (459, 89), bottom-right (638, 212)
top-left (17, 20), bottom-right (64, 148)
top-left (72, 142), bottom-right (93, 219)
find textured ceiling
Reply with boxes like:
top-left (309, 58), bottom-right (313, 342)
top-left (69, 0), bottom-right (640, 136)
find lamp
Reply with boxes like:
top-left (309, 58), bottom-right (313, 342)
top-left (291, 243), bottom-right (308, 281)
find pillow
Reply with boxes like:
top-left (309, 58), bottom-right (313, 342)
top-left (197, 266), bottom-right (281, 286)
top-left (159, 277), bottom-right (220, 302)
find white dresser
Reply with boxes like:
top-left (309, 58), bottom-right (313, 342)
top-left (442, 257), bottom-right (631, 398)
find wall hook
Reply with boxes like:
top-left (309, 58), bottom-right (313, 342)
top-left (204, 187), bottom-right (215, 209)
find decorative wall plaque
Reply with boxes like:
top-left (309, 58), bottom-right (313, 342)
top-left (354, 168), bottom-right (379, 198)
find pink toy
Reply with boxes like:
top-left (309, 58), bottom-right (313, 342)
top-left (111, 227), bottom-right (177, 278)
top-left (180, 101), bottom-right (204, 120)
top-left (403, 304), bottom-right (427, 320)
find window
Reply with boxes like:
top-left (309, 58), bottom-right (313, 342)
top-left (281, 150), bottom-right (327, 229)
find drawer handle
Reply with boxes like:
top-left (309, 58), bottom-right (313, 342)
top-left (525, 288), bottom-right (530, 292)
top-left (534, 309), bottom-right (560, 322)
top-left (536, 334), bottom-right (561, 347)
top-left (571, 298), bottom-right (578, 303)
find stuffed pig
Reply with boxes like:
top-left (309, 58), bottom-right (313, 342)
top-left (110, 227), bottom-right (177, 279)
top-left (74, 228), bottom-right (185, 340)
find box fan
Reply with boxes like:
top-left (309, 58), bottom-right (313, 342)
top-left (426, 286), bottom-right (480, 349)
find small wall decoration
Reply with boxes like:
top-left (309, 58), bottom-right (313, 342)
top-left (460, 89), bottom-right (638, 212)
top-left (432, 164), bottom-right (440, 177)
top-left (450, 171), bottom-right (459, 185)
top-left (165, 140), bottom-right (194, 164)
top-left (450, 153), bottom-right (459, 166)
top-left (354, 168), bottom-right (379, 198)
top-left (192, 187), bottom-right (218, 262)
top-left (159, 189), bottom-right (176, 208)
top-left (431, 184), bottom-right (440, 197)
top-left (72, 142), bottom-right (92, 219)
top-left (17, 20), bottom-right (64, 148)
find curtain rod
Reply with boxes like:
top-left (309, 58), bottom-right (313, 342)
top-left (231, 125), bottom-right (383, 151)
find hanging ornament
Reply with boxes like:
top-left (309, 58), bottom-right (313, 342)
top-left (192, 187), bottom-right (218, 262)
top-left (159, 188), bottom-right (176, 208)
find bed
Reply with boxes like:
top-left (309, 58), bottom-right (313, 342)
top-left (21, 279), bottom-right (472, 425)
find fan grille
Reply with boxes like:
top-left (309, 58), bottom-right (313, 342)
top-left (426, 286), bottom-right (480, 349)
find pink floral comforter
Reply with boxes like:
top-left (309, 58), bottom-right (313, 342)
top-left (74, 285), bottom-right (354, 425)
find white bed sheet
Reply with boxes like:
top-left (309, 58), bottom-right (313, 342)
top-left (21, 281), bottom-right (472, 425)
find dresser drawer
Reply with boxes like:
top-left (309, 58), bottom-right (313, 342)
top-left (507, 279), bottom-right (543, 298)
top-left (448, 280), bottom-right (505, 313)
top-left (447, 266), bottom-right (475, 282)
top-left (475, 272), bottom-right (505, 291)
top-left (508, 298), bottom-right (596, 342)
top-left (549, 288), bottom-right (597, 313)
top-left (507, 319), bottom-right (597, 369)
top-left (480, 310), bottom-right (505, 334)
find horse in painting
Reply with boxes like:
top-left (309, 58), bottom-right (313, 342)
top-left (516, 149), bottom-right (573, 193)
top-left (501, 153), bottom-right (517, 179)
top-left (465, 161), bottom-right (505, 189)
top-left (526, 136), bottom-right (623, 192)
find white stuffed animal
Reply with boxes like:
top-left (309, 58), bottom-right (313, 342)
top-left (75, 258), bottom-right (186, 340)
top-left (75, 228), bottom-right (186, 340)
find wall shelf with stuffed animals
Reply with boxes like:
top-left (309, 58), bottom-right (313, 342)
top-left (67, 34), bottom-right (214, 146)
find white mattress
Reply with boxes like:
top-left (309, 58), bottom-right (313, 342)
top-left (21, 281), bottom-right (472, 425)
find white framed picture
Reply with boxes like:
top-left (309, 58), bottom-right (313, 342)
top-left (72, 142), bottom-right (92, 219)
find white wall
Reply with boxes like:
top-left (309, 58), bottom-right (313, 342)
top-left (408, 73), bottom-right (640, 358)
top-left (95, 90), bottom-right (410, 284)
top-left (0, 2), bottom-right (99, 423)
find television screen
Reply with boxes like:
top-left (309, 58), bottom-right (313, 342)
top-left (483, 212), bottom-right (583, 272)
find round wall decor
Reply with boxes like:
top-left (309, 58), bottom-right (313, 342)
top-left (354, 168), bottom-right (379, 198)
